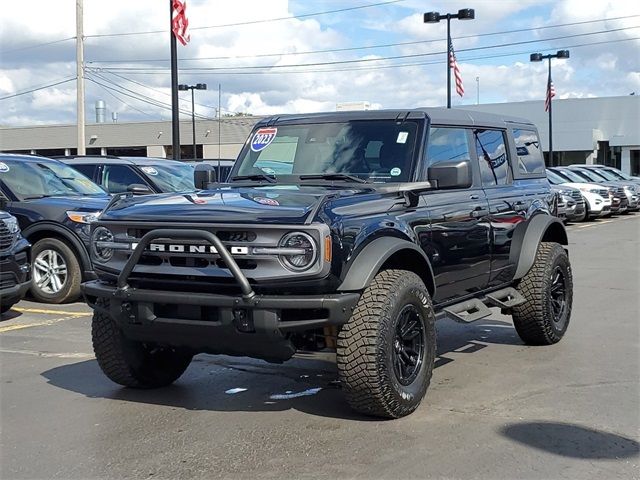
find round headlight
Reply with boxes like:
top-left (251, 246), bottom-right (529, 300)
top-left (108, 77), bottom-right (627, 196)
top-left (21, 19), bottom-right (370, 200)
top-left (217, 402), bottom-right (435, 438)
top-left (91, 226), bottom-right (114, 262)
top-left (279, 232), bottom-right (317, 271)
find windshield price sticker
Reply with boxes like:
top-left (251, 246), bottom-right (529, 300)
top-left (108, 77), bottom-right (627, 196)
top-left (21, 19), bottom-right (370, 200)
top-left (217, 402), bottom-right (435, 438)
top-left (251, 127), bottom-right (278, 152)
top-left (141, 166), bottom-right (158, 176)
top-left (396, 132), bottom-right (409, 144)
top-left (0, 162), bottom-right (9, 173)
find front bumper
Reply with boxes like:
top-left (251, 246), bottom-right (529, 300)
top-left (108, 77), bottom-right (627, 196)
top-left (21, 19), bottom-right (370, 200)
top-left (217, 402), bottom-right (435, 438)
top-left (0, 239), bottom-right (31, 307)
top-left (82, 280), bottom-right (360, 361)
top-left (82, 227), bottom-right (360, 362)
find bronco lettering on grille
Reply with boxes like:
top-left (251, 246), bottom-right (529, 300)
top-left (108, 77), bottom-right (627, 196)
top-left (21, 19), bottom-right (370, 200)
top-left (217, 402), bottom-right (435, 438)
top-left (141, 243), bottom-right (249, 255)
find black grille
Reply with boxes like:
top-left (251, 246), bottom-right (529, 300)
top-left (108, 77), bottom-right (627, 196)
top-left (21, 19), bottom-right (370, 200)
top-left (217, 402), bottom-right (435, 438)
top-left (0, 223), bottom-right (15, 251)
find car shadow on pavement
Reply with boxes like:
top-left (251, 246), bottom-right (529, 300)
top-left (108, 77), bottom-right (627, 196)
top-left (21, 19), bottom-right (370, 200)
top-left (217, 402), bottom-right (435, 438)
top-left (0, 309), bottom-right (22, 322)
top-left (501, 421), bottom-right (639, 459)
top-left (40, 317), bottom-right (524, 421)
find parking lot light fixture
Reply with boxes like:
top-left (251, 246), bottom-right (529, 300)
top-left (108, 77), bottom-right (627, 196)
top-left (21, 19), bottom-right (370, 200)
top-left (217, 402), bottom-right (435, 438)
top-left (530, 50), bottom-right (570, 166)
top-left (424, 8), bottom-right (475, 108)
top-left (178, 83), bottom-right (208, 159)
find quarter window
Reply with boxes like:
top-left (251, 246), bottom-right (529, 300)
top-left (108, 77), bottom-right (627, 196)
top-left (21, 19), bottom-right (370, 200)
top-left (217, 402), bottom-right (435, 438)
top-left (474, 129), bottom-right (510, 186)
top-left (513, 129), bottom-right (545, 175)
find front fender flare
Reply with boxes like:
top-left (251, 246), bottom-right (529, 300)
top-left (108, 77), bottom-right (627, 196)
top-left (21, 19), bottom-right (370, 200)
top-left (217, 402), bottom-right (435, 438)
top-left (337, 237), bottom-right (435, 294)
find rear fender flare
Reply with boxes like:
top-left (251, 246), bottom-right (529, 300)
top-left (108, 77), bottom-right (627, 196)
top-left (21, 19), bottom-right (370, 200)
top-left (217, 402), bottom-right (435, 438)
top-left (511, 215), bottom-right (568, 280)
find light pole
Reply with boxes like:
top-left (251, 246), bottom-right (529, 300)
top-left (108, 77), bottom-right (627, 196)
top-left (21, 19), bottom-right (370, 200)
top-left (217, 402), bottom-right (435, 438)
top-left (530, 50), bottom-right (569, 167)
top-left (424, 8), bottom-right (474, 109)
top-left (178, 83), bottom-right (207, 159)
top-left (476, 76), bottom-right (479, 105)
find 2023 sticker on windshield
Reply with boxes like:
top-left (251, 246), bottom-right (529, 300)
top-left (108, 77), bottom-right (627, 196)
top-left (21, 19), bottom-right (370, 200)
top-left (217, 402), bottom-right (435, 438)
top-left (251, 127), bottom-right (278, 152)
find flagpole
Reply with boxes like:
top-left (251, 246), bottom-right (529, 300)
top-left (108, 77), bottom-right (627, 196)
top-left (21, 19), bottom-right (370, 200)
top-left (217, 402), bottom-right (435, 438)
top-left (446, 14), bottom-right (451, 109)
top-left (547, 57), bottom-right (553, 167)
top-left (170, 0), bottom-right (180, 160)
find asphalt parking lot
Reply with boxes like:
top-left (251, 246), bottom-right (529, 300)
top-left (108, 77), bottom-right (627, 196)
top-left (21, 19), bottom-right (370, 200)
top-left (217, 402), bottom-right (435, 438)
top-left (1, 215), bottom-right (638, 480)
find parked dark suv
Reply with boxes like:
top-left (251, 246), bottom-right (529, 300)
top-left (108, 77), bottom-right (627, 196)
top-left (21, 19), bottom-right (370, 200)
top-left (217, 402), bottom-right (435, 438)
top-left (82, 109), bottom-right (572, 418)
top-left (0, 210), bottom-right (31, 313)
top-left (59, 156), bottom-right (195, 195)
top-left (0, 154), bottom-right (110, 303)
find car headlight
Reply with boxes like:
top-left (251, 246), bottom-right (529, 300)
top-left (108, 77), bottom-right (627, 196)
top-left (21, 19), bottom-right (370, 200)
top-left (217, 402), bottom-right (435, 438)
top-left (278, 232), bottom-right (317, 271)
top-left (67, 210), bottom-right (102, 224)
top-left (91, 226), bottom-right (114, 262)
top-left (2, 215), bottom-right (19, 234)
top-left (624, 185), bottom-right (637, 193)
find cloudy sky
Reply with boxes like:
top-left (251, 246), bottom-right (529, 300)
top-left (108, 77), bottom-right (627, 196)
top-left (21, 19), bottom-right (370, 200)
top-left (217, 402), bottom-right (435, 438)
top-left (1, 0), bottom-right (638, 126)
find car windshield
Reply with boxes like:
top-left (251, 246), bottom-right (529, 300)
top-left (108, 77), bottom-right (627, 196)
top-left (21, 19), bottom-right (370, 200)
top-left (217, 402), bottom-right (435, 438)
top-left (546, 169), bottom-right (567, 185)
top-left (141, 163), bottom-right (196, 192)
top-left (233, 120), bottom-right (421, 183)
top-left (592, 168), bottom-right (619, 181)
top-left (555, 168), bottom-right (589, 183)
top-left (0, 158), bottom-right (106, 200)
top-left (572, 168), bottom-right (605, 183)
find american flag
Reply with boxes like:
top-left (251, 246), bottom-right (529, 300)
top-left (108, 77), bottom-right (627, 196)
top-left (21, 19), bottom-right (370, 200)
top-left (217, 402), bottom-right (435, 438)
top-left (449, 40), bottom-right (464, 97)
top-left (172, 0), bottom-right (190, 46)
top-left (544, 78), bottom-right (556, 112)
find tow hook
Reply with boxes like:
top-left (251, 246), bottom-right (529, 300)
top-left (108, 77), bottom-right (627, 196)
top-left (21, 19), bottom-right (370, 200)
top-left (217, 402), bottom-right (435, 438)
top-left (232, 308), bottom-right (255, 333)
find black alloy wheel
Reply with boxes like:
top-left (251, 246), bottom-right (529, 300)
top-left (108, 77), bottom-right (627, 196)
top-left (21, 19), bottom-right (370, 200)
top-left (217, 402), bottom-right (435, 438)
top-left (393, 305), bottom-right (425, 386)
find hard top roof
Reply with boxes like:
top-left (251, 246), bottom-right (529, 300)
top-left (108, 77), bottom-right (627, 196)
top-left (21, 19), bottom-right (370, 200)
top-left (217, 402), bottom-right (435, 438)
top-left (254, 107), bottom-right (534, 129)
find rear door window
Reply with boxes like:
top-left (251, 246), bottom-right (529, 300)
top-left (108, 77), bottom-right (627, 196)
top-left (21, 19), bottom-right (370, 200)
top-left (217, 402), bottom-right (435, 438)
top-left (71, 163), bottom-right (97, 181)
top-left (474, 129), bottom-right (510, 186)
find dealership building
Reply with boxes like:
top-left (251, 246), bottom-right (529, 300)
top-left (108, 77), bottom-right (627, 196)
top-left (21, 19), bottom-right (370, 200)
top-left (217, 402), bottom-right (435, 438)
top-left (1, 95), bottom-right (638, 175)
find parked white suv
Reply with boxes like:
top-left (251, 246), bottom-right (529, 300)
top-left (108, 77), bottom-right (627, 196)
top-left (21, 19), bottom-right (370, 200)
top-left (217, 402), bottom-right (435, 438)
top-left (546, 169), bottom-right (611, 219)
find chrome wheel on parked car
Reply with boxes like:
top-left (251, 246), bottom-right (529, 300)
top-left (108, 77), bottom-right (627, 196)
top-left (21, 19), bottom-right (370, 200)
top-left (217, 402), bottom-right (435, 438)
top-left (33, 249), bottom-right (68, 294)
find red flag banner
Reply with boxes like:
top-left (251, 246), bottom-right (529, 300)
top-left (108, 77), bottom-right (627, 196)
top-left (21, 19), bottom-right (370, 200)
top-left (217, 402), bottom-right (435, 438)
top-left (449, 40), bottom-right (464, 97)
top-left (545, 79), bottom-right (556, 112)
top-left (172, 0), bottom-right (190, 46)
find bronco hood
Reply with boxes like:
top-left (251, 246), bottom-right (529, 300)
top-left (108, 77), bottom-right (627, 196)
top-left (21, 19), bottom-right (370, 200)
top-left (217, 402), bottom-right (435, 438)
top-left (99, 184), bottom-right (381, 224)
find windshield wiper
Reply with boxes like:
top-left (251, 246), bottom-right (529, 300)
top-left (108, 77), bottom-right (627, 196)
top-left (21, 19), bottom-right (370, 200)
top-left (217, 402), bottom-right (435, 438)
top-left (299, 173), bottom-right (368, 184)
top-left (230, 174), bottom-right (276, 183)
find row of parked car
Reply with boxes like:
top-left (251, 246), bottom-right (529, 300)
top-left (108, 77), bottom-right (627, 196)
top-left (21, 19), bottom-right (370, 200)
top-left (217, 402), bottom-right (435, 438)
top-left (0, 152), bottom-right (638, 310)
top-left (548, 165), bottom-right (640, 221)
top-left (0, 153), bottom-right (230, 307)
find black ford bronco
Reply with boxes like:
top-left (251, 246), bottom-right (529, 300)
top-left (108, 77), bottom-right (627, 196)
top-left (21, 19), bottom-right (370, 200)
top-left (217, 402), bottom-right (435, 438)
top-left (82, 108), bottom-right (572, 418)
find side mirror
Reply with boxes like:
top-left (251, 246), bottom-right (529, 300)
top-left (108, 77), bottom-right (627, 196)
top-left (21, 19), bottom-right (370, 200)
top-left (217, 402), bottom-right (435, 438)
top-left (127, 183), bottom-right (153, 195)
top-left (428, 159), bottom-right (472, 189)
top-left (194, 164), bottom-right (217, 190)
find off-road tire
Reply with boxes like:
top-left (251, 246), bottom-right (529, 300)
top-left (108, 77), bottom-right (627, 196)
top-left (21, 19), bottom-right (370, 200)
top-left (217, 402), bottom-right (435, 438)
top-left (30, 237), bottom-right (81, 304)
top-left (337, 269), bottom-right (436, 419)
top-left (92, 299), bottom-right (193, 388)
top-left (512, 242), bottom-right (572, 345)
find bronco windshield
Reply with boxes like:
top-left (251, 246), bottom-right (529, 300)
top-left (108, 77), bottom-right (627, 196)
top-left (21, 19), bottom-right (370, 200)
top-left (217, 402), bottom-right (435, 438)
top-left (232, 120), bottom-right (422, 183)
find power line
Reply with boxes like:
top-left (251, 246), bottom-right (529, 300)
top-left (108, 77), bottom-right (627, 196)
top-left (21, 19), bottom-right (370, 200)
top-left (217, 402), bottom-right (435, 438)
top-left (2, 36), bottom-right (75, 55)
top-left (87, 14), bottom-right (640, 64)
top-left (84, 0), bottom-right (406, 38)
top-left (86, 72), bottom-right (214, 120)
top-left (93, 26), bottom-right (639, 73)
top-left (92, 37), bottom-right (640, 76)
top-left (0, 77), bottom-right (76, 100)
top-left (87, 76), bottom-right (161, 119)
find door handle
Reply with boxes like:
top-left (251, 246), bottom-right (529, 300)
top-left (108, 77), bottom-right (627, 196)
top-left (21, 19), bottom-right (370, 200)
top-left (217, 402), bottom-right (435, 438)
top-left (471, 207), bottom-right (489, 218)
top-left (469, 194), bottom-right (480, 200)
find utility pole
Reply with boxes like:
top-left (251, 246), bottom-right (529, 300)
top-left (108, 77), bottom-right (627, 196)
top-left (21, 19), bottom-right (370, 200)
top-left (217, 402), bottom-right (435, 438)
top-left (76, 0), bottom-right (85, 155)
top-left (218, 84), bottom-right (221, 160)
top-left (170, 0), bottom-right (180, 160)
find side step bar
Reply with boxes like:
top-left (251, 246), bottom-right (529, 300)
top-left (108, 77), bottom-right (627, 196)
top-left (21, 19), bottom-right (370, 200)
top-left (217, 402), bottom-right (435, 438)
top-left (440, 287), bottom-right (526, 323)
